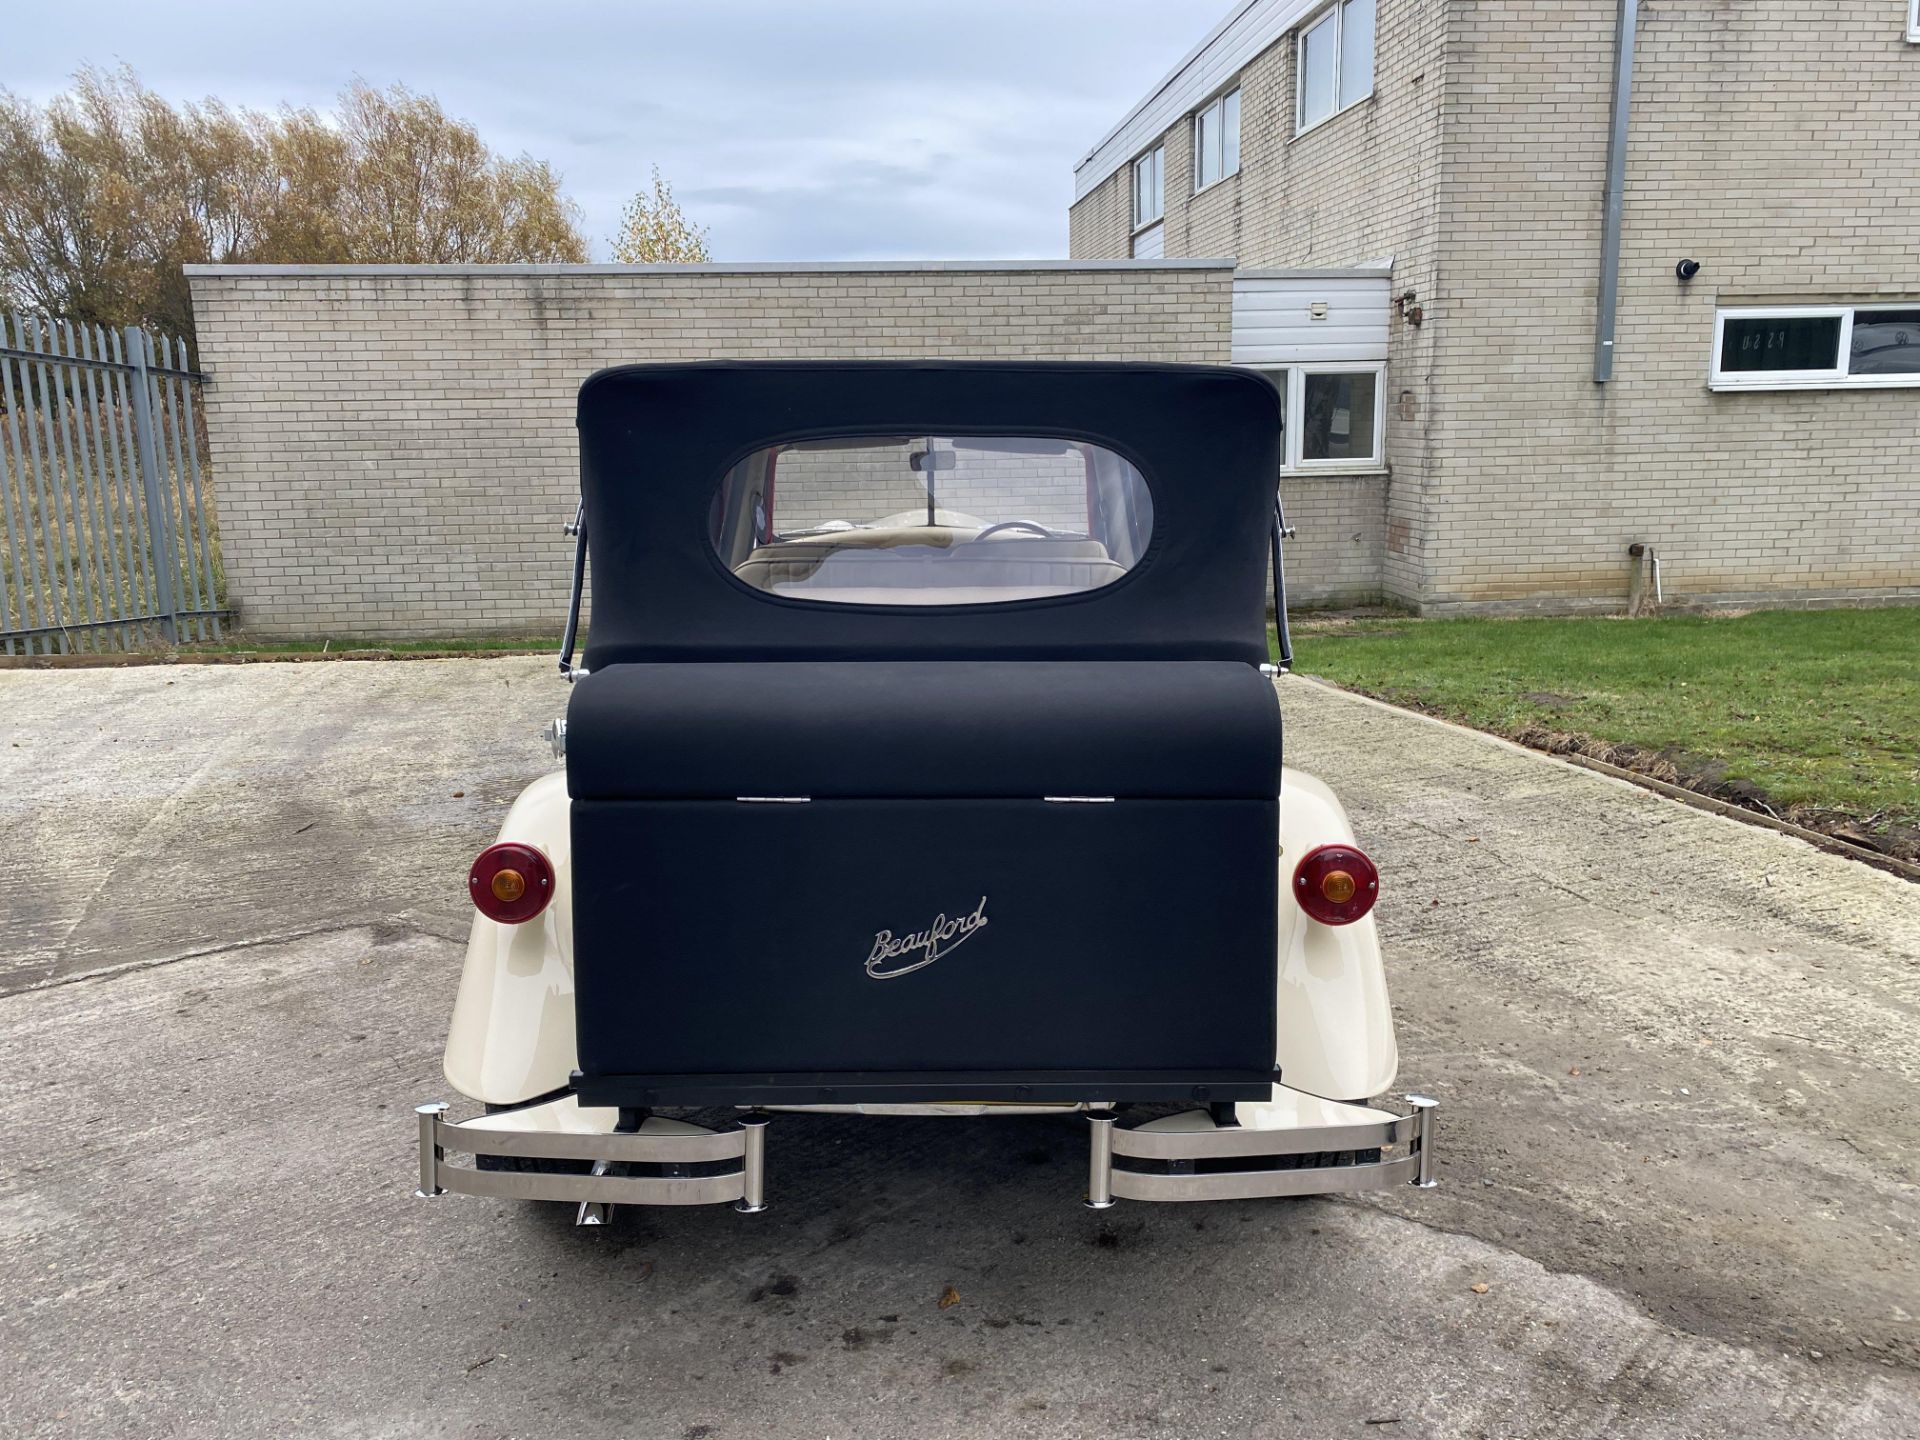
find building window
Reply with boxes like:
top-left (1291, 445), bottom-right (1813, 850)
top-left (1132, 145), bottom-right (1164, 230)
top-left (1851, 309), bottom-right (1920, 375)
top-left (1300, 369), bottom-right (1382, 465)
top-left (1257, 364), bottom-right (1387, 470)
top-left (1710, 305), bottom-right (1920, 390)
top-left (1910, 0), bottom-right (1920, 42)
top-left (1297, 0), bottom-right (1376, 133)
top-left (1193, 88), bottom-right (1241, 191)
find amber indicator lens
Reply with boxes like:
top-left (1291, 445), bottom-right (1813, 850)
top-left (469, 842), bottom-right (554, 925)
top-left (1293, 844), bottom-right (1379, 926)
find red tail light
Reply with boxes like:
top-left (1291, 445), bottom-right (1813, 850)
top-left (468, 842), bottom-right (555, 925)
top-left (1293, 843), bottom-right (1379, 926)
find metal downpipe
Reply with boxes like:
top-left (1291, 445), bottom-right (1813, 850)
top-left (1593, 0), bottom-right (1640, 383)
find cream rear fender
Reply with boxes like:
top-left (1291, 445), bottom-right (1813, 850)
top-left (442, 771), bottom-right (579, 1105)
top-left (440, 766), bottom-right (1395, 1107)
top-left (1271, 766), bottom-right (1399, 1104)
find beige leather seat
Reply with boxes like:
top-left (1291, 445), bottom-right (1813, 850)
top-left (733, 531), bottom-right (1125, 604)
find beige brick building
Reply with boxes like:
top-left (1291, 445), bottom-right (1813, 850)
top-left (185, 263), bottom-right (1233, 638)
top-left (1071, 0), bottom-right (1920, 612)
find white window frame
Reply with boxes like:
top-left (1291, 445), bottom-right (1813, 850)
top-left (1192, 86), bottom-right (1241, 195)
top-left (1131, 145), bottom-right (1164, 232)
top-left (1909, 0), bottom-right (1919, 43)
top-left (1257, 363), bottom-right (1388, 472)
top-left (1295, 0), bottom-right (1376, 136)
top-left (1709, 304), bottom-right (1920, 391)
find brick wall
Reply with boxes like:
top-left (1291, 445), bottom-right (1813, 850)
top-left (1425, 0), bottom-right (1920, 611)
top-left (1067, 168), bottom-right (1132, 261)
top-left (1071, 0), bottom-right (1920, 613)
top-left (1070, 0), bottom-right (1449, 609)
top-left (186, 263), bottom-right (1231, 638)
top-left (1278, 473), bottom-right (1389, 605)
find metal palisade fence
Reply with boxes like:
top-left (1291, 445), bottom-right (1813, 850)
top-left (0, 315), bottom-right (225, 654)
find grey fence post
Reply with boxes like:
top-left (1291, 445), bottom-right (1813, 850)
top-left (125, 325), bottom-right (180, 645)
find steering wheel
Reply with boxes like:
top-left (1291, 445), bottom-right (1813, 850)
top-left (974, 519), bottom-right (1056, 541)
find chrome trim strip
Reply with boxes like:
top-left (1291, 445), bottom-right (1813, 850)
top-left (1110, 1152), bottom-right (1421, 1203)
top-left (1043, 795), bottom-right (1116, 803)
top-left (1113, 1114), bottom-right (1417, 1160)
top-left (736, 796), bottom-right (811, 803)
top-left (445, 1126), bottom-right (746, 1164)
top-left (441, 1166), bottom-right (747, 1207)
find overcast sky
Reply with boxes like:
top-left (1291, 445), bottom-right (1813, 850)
top-left (7, 0), bottom-right (1225, 261)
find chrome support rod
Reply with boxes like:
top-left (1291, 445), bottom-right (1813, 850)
top-left (415, 1103), bottom-right (449, 1198)
top-left (1407, 1094), bottom-right (1439, 1188)
top-left (1085, 1112), bottom-right (1117, 1210)
top-left (1270, 493), bottom-right (1296, 671)
top-left (558, 502), bottom-right (587, 679)
top-left (735, 1114), bottom-right (771, 1213)
top-left (577, 1160), bottom-right (615, 1226)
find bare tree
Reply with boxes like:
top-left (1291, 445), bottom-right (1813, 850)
top-left (0, 68), bottom-right (592, 340)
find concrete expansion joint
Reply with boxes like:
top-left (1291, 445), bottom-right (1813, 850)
top-left (5, 919), bottom-right (448, 1001)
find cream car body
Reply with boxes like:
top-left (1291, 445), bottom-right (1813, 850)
top-left (413, 360), bottom-right (1436, 1220)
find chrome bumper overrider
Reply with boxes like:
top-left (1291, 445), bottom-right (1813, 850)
top-left (1086, 1094), bottom-right (1437, 1207)
top-left (416, 1103), bottom-right (769, 1216)
top-left (414, 1092), bottom-right (1436, 1220)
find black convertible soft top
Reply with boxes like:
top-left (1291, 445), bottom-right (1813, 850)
top-left (575, 361), bottom-right (1282, 668)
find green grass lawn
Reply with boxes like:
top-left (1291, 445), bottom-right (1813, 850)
top-left (1283, 607), bottom-right (1920, 855)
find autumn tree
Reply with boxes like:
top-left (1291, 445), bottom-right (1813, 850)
top-left (609, 167), bottom-right (711, 264)
top-left (0, 68), bottom-right (591, 341)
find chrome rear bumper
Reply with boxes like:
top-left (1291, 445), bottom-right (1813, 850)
top-left (1087, 1095), bottom-right (1437, 1206)
top-left (416, 1103), bottom-right (768, 1216)
top-left (413, 1091), bottom-right (1436, 1220)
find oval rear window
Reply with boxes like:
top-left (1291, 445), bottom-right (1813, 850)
top-left (708, 435), bottom-right (1154, 607)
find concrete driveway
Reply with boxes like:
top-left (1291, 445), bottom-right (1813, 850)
top-left (2, 658), bottom-right (1916, 1439)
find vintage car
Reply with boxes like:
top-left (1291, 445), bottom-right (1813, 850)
top-left (414, 361), bottom-right (1435, 1223)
